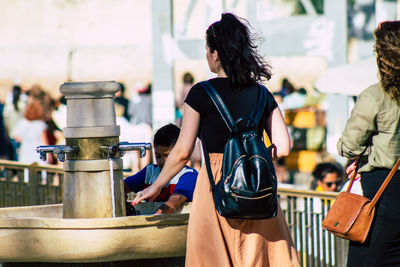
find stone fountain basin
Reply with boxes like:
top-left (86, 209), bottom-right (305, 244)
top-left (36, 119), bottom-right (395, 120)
top-left (0, 203), bottom-right (190, 263)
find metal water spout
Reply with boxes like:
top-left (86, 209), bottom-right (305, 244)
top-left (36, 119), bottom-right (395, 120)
top-left (35, 81), bottom-right (151, 219)
top-left (36, 145), bottom-right (79, 162)
top-left (98, 142), bottom-right (151, 217)
top-left (99, 142), bottom-right (151, 159)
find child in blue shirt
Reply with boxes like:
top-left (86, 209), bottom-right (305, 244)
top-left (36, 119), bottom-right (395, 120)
top-left (124, 123), bottom-right (198, 214)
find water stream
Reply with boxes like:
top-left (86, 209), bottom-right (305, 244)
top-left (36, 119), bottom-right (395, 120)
top-left (109, 158), bottom-right (116, 217)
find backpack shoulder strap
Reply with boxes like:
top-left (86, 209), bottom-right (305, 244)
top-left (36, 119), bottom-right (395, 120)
top-left (199, 81), bottom-right (236, 133)
top-left (247, 84), bottom-right (267, 128)
top-left (199, 80), bottom-right (237, 191)
top-left (200, 132), bottom-right (216, 191)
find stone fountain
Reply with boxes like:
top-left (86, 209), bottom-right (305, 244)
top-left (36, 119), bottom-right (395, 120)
top-left (0, 82), bottom-right (189, 266)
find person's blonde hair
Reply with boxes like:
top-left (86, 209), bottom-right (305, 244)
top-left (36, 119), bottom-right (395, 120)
top-left (374, 20), bottom-right (400, 102)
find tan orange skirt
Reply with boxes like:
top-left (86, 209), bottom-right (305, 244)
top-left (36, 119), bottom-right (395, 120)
top-left (186, 154), bottom-right (300, 267)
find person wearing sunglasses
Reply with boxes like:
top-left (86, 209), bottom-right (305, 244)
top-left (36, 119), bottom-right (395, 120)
top-left (312, 162), bottom-right (343, 192)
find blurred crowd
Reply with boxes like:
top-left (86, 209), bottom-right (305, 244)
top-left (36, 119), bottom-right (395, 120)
top-left (0, 84), bottom-right (61, 165)
top-left (271, 77), bottom-right (352, 193)
top-left (0, 82), bottom-right (155, 173)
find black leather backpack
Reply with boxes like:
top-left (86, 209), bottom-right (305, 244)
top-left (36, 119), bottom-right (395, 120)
top-left (200, 81), bottom-right (278, 219)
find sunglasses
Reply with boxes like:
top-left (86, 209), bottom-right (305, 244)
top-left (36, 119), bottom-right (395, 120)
top-left (325, 181), bottom-right (341, 187)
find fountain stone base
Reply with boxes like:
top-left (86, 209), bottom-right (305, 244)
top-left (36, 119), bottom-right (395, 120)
top-left (0, 203), bottom-right (190, 264)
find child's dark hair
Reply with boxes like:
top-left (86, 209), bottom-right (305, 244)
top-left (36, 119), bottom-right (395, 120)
top-left (206, 13), bottom-right (272, 89)
top-left (154, 123), bottom-right (180, 147)
top-left (312, 162), bottom-right (343, 182)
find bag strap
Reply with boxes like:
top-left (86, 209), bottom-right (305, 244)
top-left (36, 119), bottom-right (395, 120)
top-left (345, 147), bottom-right (369, 192)
top-left (346, 157), bottom-right (400, 214)
top-left (199, 81), bottom-right (267, 133)
top-left (199, 80), bottom-right (232, 191)
top-left (345, 158), bottom-right (361, 193)
top-left (369, 158), bottom-right (400, 209)
top-left (200, 133), bottom-right (216, 191)
top-left (247, 84), bottom-right (267, 128)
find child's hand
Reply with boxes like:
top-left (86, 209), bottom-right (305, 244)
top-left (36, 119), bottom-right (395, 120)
top-left (346, 160), bottom-right (360, 180)
top-left (131, 184), bottom-right (161, 205)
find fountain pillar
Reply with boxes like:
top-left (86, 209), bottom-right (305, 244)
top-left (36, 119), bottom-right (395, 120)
top-left (60, 81), bottom-right (125, 218)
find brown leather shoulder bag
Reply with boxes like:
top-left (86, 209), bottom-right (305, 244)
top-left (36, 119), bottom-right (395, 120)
top-left (322, 158), bottom-right (400, 243)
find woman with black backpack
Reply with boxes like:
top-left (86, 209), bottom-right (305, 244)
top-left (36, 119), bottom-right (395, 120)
top-left (132, 13), bottom-right (299, 266)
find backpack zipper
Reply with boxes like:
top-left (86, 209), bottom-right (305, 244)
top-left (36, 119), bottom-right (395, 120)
top-left (249, 155), bottom-right (274, 169)
top-left (231, 192), bottom-right (272, 200)
top-left (225, 155), bottom-right (276, 184)
top-left (231, 186), bottom-right (272, 192)
top-left (224, 155), bottom-right (246, 183)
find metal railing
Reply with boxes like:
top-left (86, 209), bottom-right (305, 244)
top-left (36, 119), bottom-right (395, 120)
top-left (0, 160), bottom-right (64, 207)
top-left (279, 188), bottom-right (348, 267)
top-left (0, 160), bottom-right (134, 208)
top-left (0, 160), bottom-right (346, 266)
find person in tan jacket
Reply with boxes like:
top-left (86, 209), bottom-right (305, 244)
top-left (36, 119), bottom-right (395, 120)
top-left (337, 20), bottom-right (400, 267)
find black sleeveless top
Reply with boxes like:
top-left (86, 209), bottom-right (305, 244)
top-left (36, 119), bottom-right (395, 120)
top-left (185, 78), bottom-right (278, 153)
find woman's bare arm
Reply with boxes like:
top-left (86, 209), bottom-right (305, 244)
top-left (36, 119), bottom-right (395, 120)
top-left (266, 107), bottom-right (292, 160)
top-left (132, 103), bottom-right (200, 204)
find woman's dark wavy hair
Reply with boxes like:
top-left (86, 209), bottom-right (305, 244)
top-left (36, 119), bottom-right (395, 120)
top-left (206, 13), bottom-right (272, 89)
top-left (374, 20), bottom-right (400, 103)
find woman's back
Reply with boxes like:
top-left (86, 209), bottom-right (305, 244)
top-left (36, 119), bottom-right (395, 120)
top-left (337, 83), bottom-right (400, 172)
top-left (185, 77), bottom-right (277, 153)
